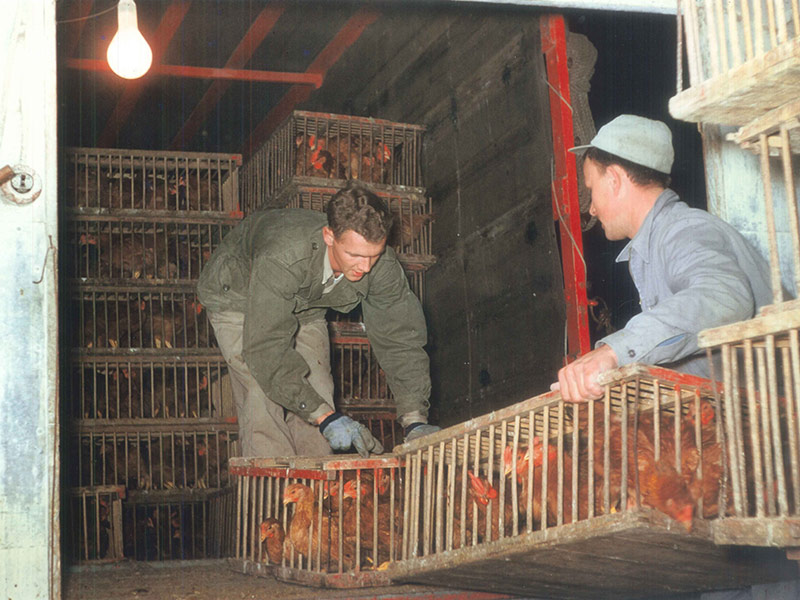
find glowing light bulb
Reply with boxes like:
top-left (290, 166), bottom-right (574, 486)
top-left (106, 0), bottom-right (152, 79)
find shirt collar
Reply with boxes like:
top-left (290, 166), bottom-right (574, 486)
top-left (322, 246), bottom-right (343, 290)
top-left (615, 188), bottom-right (679, 264)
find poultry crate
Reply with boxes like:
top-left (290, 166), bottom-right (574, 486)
top-left (66, 354), bottom-right (233, 420)
top-left (240, 110), bottom-right (426, 208)
top-left (670, 0), bottom-right (800, 126)
top-left (385, 364), bottom-right (797, 599)
top-left (65, 215), bottom-right (239, 282)
top-left (65, 486), bottom-right (125, 563)
top-left (228, 455), bottom-right (404, 588)
top-left (61, 147), bottom-right (244, 564)
top-left (329, 321), bottom-right (392, 408)
top-left (64, 147), bottom-right (241, 211)
top-left (698, 306), bottom-right (800, 547)
top-left (122, 486), bottom-right (237, 561)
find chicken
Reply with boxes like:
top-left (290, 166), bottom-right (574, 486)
top-left (283, 482), bottom-right (355, 569)
top-left (685, 399), bottom-right (727, 518)
top-left (342, 478), bottom-right (401, 562)
top-left (141, 298), bottom-right (184, 349)
top-left (260, 518), bottom-right (285, 564)
top-left (388, 212), bottom-right (434, 254)
top-left (467, 471), bottom-right (515, 541)
top-left (503, 439), bottom-right (564, 528)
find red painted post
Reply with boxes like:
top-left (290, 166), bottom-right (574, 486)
top-left (541, 14), bottom-right (591, 363)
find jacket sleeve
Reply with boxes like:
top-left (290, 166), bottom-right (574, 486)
top-left (600, 222), bottom-right (756, 367)
top-left (242, 254), bottom-right (332, 422)
top-left (361, 254), bottom-right (431, 422)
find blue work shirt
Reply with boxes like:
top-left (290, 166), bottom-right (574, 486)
top-left (599, 189), bottom-right (773, 379)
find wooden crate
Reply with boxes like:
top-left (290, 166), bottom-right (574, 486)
top-left (66, 354), bottom-right (232, 420)
top-left (228, 455), bottom-right (403, 588)
top-left (240, 110), bottom-right (425, 210)
top-left (122, 487), bottom-right (236, 561)
top-left (670, 1), bottom-right (800, 125)
top-left (381, 365), bottom-right (800, 597)
top-left (698, 306), bottom-right (800, 546)
top-left (70, 426), bottom-right (239, 491)
top-left (65, 486), bottom-right (125, 563)
top-left (65, 215), bottom-right (238, 282)
top-left (64, 147), bottom-right (241, 212)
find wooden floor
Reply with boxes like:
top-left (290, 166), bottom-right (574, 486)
top-left (62, 559), bottom-right (517, 600)
top-left (388, 510), bottom-right (799, 599)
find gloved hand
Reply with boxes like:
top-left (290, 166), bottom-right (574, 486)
top-left (319, 413), bottom-right (384, 458)
top-left (404, 422), bottom-right (441, 443)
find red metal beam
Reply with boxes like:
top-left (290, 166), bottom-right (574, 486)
top-left (97, 0), bottom-right (192, 148)
top-left (66, 58), bottom-right (322, 87)
top-left (60, 0), bottom-right (95, 59)
top-left (170, 3), bottom-right (286, 150)
top-left (241, 7), bottom-right (379, 161)
top-left (541, 14), bottom-right (591, 363)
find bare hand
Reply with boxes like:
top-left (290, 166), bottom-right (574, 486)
top-left (551, 345), bottom-right (619, 402)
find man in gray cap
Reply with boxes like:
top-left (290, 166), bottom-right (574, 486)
top-left (553, 114), bottom-right (772, 402)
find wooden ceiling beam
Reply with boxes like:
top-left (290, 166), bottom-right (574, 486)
top-left (66, 58), bottom-right (321, 87)
top-left (241, 7), bottom-right (379, 161)
top-left (97, 0), bottom-right (192, 148)
top-left (170, 3), bottom-right (287, 150)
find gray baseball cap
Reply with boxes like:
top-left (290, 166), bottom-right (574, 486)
top-left (569, 114), bottom-right (674, 174)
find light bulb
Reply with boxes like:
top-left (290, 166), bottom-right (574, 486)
top-left (106, 0), bottom-right (153, 79)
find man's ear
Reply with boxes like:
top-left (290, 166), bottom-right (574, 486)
top-left (607, 164), bottom-right (625, 196)
top-left (322, 226), bottom-right (335, 247)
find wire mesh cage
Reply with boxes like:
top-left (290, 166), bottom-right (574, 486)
top-left (64, 148), bottom-right (241, 212)
top-left (671, 0), bottom-right (800, 124)
top-left (698, 307), bottom-right (800, 546)
top-left (122, 488), bottom-right (236, 561)
top-left (229, 456), bottom-right (403, 588)
top-left (65, 486), bottom-right (125, 563)
top-left (240, 110), bottom-right (426, 210)
top-left (390, 365), bottom-right (721, 563)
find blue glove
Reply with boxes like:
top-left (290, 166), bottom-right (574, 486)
top-left (404, 422), bottom-right (441, 442)
top-left (319, 413), bottom-right (384, 458)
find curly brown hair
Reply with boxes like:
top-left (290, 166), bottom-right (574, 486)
top-left (326, 180), bottom-right (393, 243)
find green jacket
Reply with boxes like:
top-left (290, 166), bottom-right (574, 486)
top-left (197, 209), bottom-right (431, 422)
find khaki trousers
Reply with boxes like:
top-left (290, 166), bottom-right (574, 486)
top-left (208, 310), bottom-right (332, 457)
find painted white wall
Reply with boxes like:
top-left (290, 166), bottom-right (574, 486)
top-left (0, 1), bottom-right (60, 599)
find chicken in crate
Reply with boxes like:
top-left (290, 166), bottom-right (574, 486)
top-left (228, 456), bottom-right (404, 588)
top-left (386, 364), bottom-right (796, 598)
top-left (240, 110), bottom-right (426, 210)
top-left (698, 305), bottom-right (800, 547)
top-left (65, 486), bottom-right (125, 562)
top-left (64, 147), bottom-right (241, 211)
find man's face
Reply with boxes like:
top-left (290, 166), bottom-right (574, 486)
top-left (584, 158), bottom-right (625, 241)
top-left (323, 227), bottom-right (386, 282)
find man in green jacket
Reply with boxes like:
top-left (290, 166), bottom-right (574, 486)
top-left (197, 182), bottom-right (438, 457)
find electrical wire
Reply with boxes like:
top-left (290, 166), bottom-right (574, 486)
top-left (57, 2), bottom-right (117, 25)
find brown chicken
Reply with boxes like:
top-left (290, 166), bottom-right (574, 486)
top-left (342, 479), bottom-right (401, 563)
top-left (503, 439), bottom-right (568, 528)
top-left (388, 212), bottom-right (434, 253)
top-left (259, 518), bottom-right (285, 564)
top-left (283, 482), bottom-right (355, 570)
top-left (466, 471), bottom-right (516, 541)
top-left (684, 399), bottom-right (727, 517)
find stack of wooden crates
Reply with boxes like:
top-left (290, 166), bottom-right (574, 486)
top-left (240, 110), bottom-right (434, 450)
top-left (62, 148), bottom-right (243, 562)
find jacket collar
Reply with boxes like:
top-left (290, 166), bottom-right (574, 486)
top-left (615, 188), bottom-right (679, 264)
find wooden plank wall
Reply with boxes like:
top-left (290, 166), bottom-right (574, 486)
top-left (303, 5), bottom-right (565, 426)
